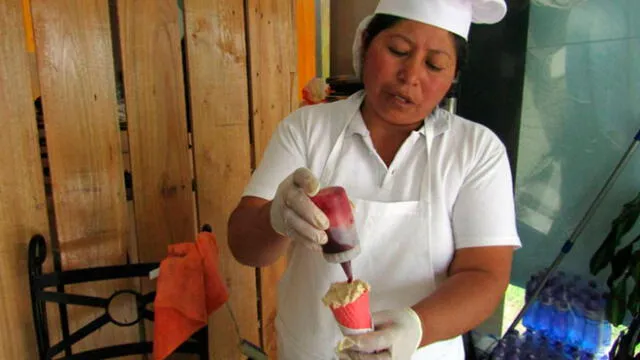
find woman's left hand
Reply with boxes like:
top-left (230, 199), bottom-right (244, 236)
top-left (337, 308), bottom-right (422, 360)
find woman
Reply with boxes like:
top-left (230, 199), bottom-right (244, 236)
top-left (228, 0), bottom-right (521, 358)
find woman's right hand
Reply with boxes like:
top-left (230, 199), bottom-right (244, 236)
top-left (270, 167), bottom-right (330, 251)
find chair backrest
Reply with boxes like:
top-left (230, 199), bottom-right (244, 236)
top-left (28, 234), bottom-right (208, 360)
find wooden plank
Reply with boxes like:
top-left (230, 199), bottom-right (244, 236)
top-left (31, 0), bottom-right (138, 352)
top-left (0, 1), bottom-right (50, 358)
top-left (117, 0), bottom-right (196, 265)
top-left (248, 0), bottom-right (299, 162)
top-left (318, 0), bottom-right (331, 77)
top-left (183, 0), bottom-right (260, 358)
top-left (246, 0), bottom-right (298, 357)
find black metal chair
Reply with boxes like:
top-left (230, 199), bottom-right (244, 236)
top-left (28, 233), bottom-right (208, 360)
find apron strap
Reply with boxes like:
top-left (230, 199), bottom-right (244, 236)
top-left (419, 122), bottom-right (435, 200)
top-left (319, 92), bottom-right (365, 185)
top-left (320, 95), bottom-right (447, 204)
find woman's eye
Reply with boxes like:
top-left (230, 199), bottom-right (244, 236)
top-left (426, 62), bottom-right (444, 72)
top-left (388, 47), bottom-right (408, 56)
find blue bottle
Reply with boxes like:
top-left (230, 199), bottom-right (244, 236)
top-left (550, 296), bottom-right (569, 343)
top-left (548, 341), bottom-right (565, 360)
top-left (564, 280), bottom-right (577, 301)
top-left (567, 293), bottom-right (586, 349)
top-left (522, 329), bottom-right (539, 355)
top-left (524, 274), bottom-right (542, 331)
top-left (492, 338), bottom-right (507, 357)
top-left (524, 299), bottom-right (541, 331)
top-left (585, 280), bottom-right (600, 300)
top-left (537, 336), bottom-right (552, 360)
top-left (538, 289), bottom-right (555, 336)
top-left (546, 275), bottom-right (560, 294)
top-left (556, 271), bottom-right (567, 286)
top-left (582, 296), bottom-right (601, 354)
top-left (506, 346), bottom-right (521, 360)
top-left (580, 352), bottom-right (595, 360)
top-left (567, 275), bottom-right (584, 299)
top-left (595, 294), bottom-right (612, 359)
top-left (504, 329), bottom-right (520, 355)
top-left (492, 345), bottom-right (506, 360)
top-left (599, 293), bottom-right (612, 348)
top-left (526, 273), bottom-right (541, 302)
top-left (565, 348), bottom-right (582, 360)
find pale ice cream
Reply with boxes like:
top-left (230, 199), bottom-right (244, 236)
top-left (322, 279), bottom-right (370, 308)
top-left (322, 279), bottom-right (373, 335)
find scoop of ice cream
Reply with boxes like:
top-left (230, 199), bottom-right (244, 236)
top-left (322, 279), bottom-right (370, 308)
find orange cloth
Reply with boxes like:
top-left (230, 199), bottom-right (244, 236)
top-left (153, 230), bottom-right (229, 360)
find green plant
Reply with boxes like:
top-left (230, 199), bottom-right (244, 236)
top-left (590, 191), bottom-right (640, 359)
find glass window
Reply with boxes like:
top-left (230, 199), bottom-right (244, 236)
top-left (513, 0), bottom-right (640, 287)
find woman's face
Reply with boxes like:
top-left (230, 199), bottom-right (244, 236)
top-left (361, 20), bottom-right (457, 127)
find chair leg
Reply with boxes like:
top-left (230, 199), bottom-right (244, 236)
top-left (197, 326), bottom-right (209, 359)
top-left (29, 235), bottom-right (51, 360)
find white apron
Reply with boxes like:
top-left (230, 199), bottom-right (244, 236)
top-left (276, 96), bottom-right (465, 360)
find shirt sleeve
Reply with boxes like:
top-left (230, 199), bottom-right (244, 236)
top-left (242, 110), bottom-right (308, 200)
top-left (452, 134), bottom-right (522, 249)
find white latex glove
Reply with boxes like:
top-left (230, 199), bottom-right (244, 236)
top-left (337, 308), bottom-right (423, 360)
top-left (270, 167), bottom-right (330, 251)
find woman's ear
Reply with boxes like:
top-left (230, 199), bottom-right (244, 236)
top-left (446, 76), bottom-right (460, 100)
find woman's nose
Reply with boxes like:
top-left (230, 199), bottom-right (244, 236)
top-left (397, 57), bottom-right (421, 86)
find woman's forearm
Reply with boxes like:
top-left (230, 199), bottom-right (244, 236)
top-left (411, 246), bottom-right (514, 347)
top-left (228, 197), bottom-right (291, 267)
top-left (412, 269), bottom-right (507, 346)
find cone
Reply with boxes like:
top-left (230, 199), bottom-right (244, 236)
top-left (328, 288), bottom-right (373, 335)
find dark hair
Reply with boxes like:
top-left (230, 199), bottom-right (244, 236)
top-left (361, 14), bottom-right (469, 75)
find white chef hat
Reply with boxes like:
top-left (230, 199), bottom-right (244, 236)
top-left (353, 0), bottom-right (507, 75)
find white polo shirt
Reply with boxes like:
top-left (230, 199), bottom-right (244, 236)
top-left (243, 91), bottom-right (521, 251)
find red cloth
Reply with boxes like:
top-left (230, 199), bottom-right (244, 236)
top-left (153, 230), bottom-right (229, 360)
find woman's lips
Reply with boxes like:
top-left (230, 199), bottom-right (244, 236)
top-left (386, 91), bottom-right (415, 107)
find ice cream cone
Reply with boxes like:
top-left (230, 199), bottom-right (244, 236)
top-left (323, 280), bottom-right (373, 335)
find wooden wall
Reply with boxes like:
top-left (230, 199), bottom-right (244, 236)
top-left (247, 0), bottom-right (298, 356)
top-left (329, 0), bottom-right (376, 76)
top-left (1, 0), bottom-right (304, 358)
top-left (0, 1), bottom-right (50, 357)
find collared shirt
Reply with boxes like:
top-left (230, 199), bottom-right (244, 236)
top-left (335, 109), bottom-right (428, 201)
top-left (244, 90), bottom-right (521, 250)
